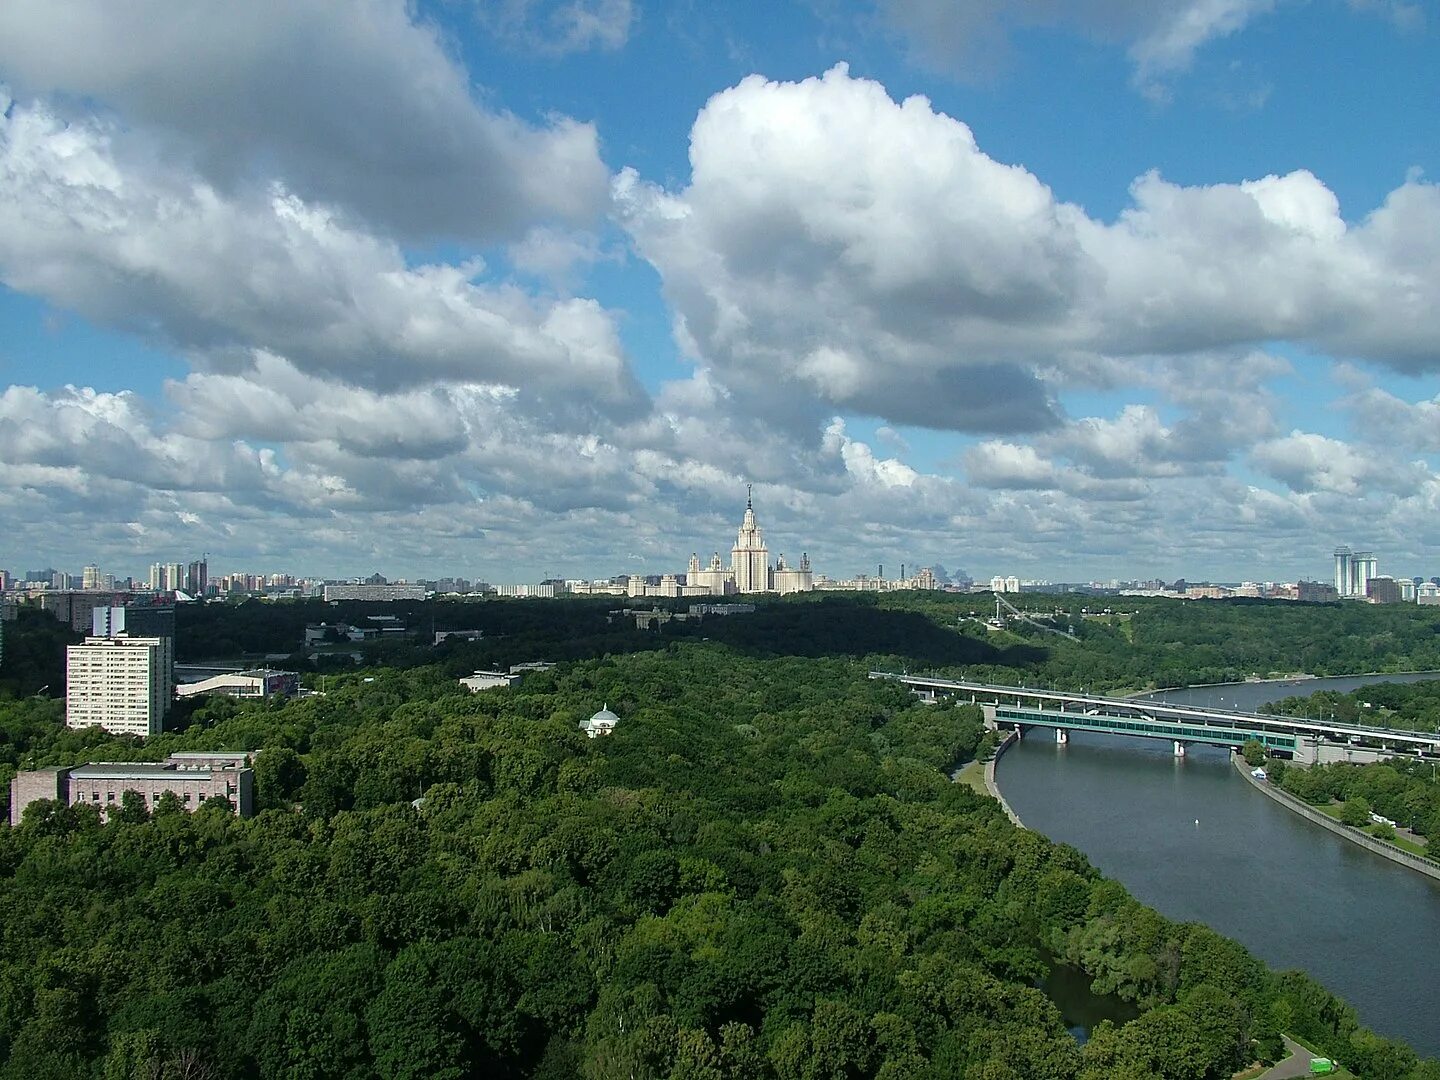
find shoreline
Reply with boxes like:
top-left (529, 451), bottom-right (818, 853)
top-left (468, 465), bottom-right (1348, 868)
top-left (1138, 669), bottom-right (1440, 699)
top-left (1232, 755), bottom-right (1440, 883)
top-left (983, 729), bottom-right (1025, 828)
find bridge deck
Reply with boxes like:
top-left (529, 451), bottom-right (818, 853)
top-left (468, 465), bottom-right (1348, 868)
top-left (994, 706), bottom-right (1298, 751)
top-left (870, 672), bottom-right (1440, 754)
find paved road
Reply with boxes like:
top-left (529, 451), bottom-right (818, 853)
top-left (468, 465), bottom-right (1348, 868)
top-left (1258, 1035), bottom-right (1320, 1079)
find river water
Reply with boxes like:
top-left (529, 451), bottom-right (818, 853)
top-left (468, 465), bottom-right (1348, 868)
top-left (998, 673), bottom-right (1440, 1058)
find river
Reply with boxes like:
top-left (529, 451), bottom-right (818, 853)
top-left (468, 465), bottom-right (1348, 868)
top-left (997, 673), bottom-right (1440, 1058)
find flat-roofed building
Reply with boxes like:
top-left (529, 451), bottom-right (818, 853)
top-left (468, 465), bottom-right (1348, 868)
top-left (459, 670), bottom-right (520, 691)
top-left (66, 635), bottom-right (172, 736)
top-left (175, 669), bottom-right (299, 700)
top-left (9, 753), bottom-right (255, 825)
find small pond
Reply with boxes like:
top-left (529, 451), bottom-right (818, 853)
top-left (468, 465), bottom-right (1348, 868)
top-left (1036, 951), bottom-right (1139, 1043)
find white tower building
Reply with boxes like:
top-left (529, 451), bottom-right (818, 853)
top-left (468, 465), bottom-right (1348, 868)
top-left (730, 486), bottom-right (772, 594)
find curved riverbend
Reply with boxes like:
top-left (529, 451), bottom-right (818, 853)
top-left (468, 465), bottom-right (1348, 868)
top-left (994, 672), bottom-right (1440, 1058)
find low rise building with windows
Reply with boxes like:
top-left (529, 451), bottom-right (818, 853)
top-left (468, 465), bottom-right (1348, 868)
top-left (8, 752), bottom-right (255, 825)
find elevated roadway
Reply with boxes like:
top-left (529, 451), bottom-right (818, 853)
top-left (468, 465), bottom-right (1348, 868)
top-left (869, 672), bottom-right (1440, 764)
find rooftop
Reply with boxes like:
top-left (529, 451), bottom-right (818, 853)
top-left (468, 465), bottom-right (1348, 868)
top-left (69, 763), bottom-right (199, 780)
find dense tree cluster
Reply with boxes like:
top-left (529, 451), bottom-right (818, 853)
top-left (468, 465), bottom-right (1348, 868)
top-left (158, 591), bottom-right (1440, 697)
top-left (2, 641), bottom-right (1436, 1078)
top-left (0, 607), bottom-right (81, 697)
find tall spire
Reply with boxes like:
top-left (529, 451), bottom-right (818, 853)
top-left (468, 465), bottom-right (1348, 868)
top-left (746, 482), bottom-right (752, 510)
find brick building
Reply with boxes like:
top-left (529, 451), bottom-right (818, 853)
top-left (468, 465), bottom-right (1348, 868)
top-left (8, 752), bottom-right (254, 826)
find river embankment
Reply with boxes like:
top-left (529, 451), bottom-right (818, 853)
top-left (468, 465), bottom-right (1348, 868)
top-left (1233, 755), bottom-right (1440, 882)
top-left (984, 729), bottom-right (1025, 828)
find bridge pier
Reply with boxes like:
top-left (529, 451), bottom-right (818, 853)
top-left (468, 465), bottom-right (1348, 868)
top-left (1056, 728), bottom-right (1069, 745)
top-left (1173, 740), bottom-right (1186, 758)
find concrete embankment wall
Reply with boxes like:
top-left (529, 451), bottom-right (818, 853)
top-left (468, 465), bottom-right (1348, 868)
top-left (1234, 756), bottom-right (1440, 882)
top-left (985, 729), bottom-right (1025, 829)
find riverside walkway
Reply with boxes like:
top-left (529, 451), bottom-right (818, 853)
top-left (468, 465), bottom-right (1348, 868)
top-left (870, 673), bottom-right (1440, 764)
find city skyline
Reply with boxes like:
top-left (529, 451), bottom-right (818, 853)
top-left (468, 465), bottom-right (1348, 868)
top-left (0, 495), bottom-right (1423, 591)
top-left (1, 4), bottom-right (1437, 581)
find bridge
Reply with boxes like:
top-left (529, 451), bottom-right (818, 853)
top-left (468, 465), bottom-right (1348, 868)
top-left (868, 673), bottom-right (1440, 764)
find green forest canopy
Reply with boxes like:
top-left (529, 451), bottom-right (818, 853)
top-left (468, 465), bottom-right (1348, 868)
top-left (5, 595), bottom-right (1440, 1077)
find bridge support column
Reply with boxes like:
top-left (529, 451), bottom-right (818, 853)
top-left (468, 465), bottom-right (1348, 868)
top-left (1173, 740), bottom-right (1186, 758)
top-left (1056, 728), bottom-right (1068, 745)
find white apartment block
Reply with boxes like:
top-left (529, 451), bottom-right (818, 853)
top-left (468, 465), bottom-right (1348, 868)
top-left (66, 635), bottom-right (173, 737)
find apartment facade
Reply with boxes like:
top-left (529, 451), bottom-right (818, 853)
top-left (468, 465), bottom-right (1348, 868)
top-left (66, 635), bottom-right (173, 736)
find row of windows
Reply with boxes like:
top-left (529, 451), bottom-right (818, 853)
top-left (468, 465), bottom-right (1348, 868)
top-left (80, 790), bottom-right (195, 802)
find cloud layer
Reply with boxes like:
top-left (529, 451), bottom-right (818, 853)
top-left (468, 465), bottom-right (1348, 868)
top-left (0, 0), bottom-right (609, 242)
top-left (1, 9), bottom-right (1438, 583)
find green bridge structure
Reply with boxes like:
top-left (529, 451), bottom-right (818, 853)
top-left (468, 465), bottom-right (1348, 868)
top-left (868, 673), bottom-right (1440, 764)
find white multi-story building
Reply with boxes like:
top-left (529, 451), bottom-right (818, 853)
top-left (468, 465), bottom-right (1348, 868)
top-left (66, 635), bottom-right (173, 737)
top-left (688, 552), bottom-right (736, 596)
top-left (772, 553), bottom-right (814, 595)
top-left (730, 487), bottom-right (771, 594)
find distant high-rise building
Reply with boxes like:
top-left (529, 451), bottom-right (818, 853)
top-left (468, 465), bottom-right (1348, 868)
top-left (1334, 547), bottom-right (1378, 598)
top-left (185, 558), bottom-right (208, 595)
top-left (1367, 576), bottom-right (1402, 605)
top-left (731, 486), bottom-right (771, 594)
top-left (82, 565), bottom-right (102, 590)
top-left (92, 604), bottom-right (177, 693)
top-left (1354, 552), bottom-right (1378, 597)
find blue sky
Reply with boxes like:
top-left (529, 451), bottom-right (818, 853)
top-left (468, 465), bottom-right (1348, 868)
top-left (0, 0), bottom-right (1437, 585)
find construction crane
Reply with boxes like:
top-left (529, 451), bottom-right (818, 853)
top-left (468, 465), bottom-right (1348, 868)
top-left (993, 593), bottom-right (1077, 639)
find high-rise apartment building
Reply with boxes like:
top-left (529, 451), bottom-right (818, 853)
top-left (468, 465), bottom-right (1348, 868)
top-left (66, 635), bottom-right (173, 737)
top-left (1334, 547), bottom-right (1379, 598)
